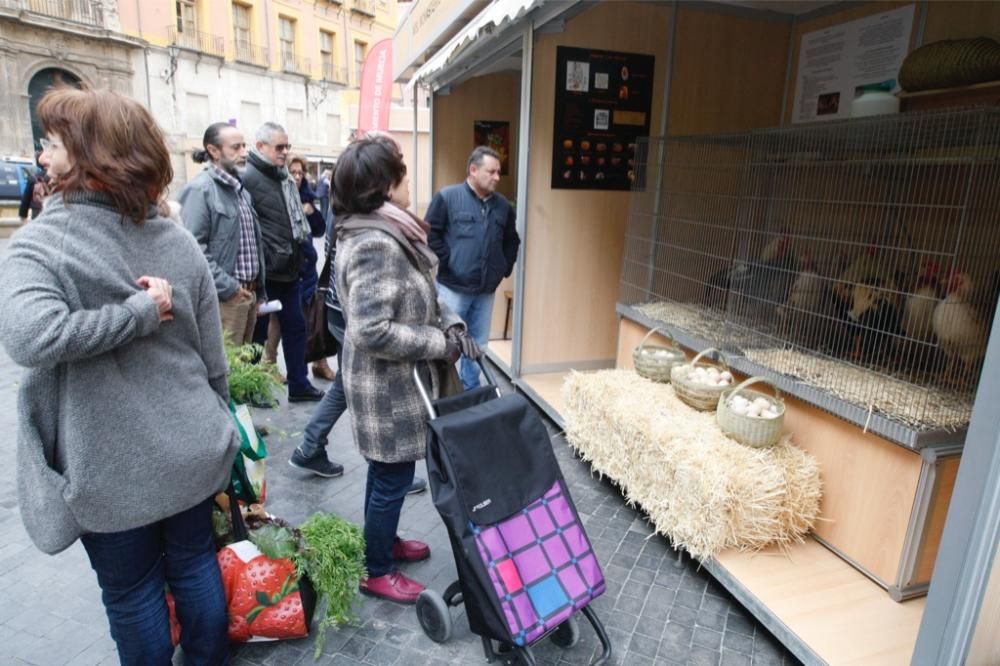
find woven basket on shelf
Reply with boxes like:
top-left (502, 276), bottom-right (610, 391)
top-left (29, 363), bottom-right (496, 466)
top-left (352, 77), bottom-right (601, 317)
top-left (632, 327), bottom-right (686, 383)
top-left (670, 347), bottom-right (732, 411)
top-left (717, 376), bottom-right (785, 449)
top-left (899, 37), bottom-right (1000, 92)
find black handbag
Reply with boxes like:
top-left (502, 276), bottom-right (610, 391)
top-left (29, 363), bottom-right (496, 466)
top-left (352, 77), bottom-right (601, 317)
top-left (305, 255), bottom-right (339, 363)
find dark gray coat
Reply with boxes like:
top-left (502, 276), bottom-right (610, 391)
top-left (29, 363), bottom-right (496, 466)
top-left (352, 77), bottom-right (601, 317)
top-left (335, 215), bottom-right (464, 463)
top-left (178, 167), bottom-right (265, 300)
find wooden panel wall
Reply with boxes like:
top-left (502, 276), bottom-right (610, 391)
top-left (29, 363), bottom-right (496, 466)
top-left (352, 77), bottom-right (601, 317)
top-left (968, 544), bottom-right (1000, 665)
top-left (521, 3), bottom-right (789, 370)
top-left (431, 71), bottom-right (520, 200)
top-left (668, 8), bottom-right (790, 136)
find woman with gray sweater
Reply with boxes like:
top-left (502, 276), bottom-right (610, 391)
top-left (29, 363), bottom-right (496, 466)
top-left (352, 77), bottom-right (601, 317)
top-left (0, 89), bottom-right (238, 664)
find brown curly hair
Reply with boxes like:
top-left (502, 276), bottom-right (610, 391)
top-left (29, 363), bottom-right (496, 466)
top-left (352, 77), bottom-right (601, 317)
top-left (37, 87), bottom-right (173, 224)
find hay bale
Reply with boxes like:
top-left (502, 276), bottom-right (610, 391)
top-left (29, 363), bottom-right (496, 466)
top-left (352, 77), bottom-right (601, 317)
top-left (562, 370), bottom-right (821, 561)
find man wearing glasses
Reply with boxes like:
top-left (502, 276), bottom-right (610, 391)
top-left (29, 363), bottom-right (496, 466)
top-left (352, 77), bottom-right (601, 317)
top-left (242, 121), bottom-right (324, 403)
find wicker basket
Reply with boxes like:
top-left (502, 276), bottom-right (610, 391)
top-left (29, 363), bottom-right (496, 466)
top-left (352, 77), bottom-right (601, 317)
top-left (899, 37), bottom-right (1000, 92)
top-left (633, 327), bottom-right (686, 383)
top-left (717, 376), bottom-right (785, 449)
top-left (670, 347), bottom-right (732, 411)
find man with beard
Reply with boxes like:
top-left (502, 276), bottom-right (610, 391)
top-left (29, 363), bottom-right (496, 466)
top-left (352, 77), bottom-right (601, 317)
top-left (179, 122), bottom-right (266, 345)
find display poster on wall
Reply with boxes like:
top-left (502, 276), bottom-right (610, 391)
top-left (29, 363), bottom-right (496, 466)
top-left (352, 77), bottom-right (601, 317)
top-left (552, 46), bottom-right (654, 190)
top-left (792, 4), bottom-right (914, 123)
top-left (473, 121), bottom-right (511, 175)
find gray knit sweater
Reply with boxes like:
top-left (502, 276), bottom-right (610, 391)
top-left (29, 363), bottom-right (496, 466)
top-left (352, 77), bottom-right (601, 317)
top-left (0, 191), bottom-right (240, 554)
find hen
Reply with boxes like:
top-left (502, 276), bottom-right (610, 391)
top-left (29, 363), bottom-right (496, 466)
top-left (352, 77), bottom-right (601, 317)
top-left (933, 270), bottom-right (988, 385)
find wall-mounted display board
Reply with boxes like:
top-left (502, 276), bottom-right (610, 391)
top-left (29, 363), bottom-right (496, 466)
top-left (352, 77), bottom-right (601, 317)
top-left (551, 46), bottom-right (654, 190)
top-left (792, 3), bottom-right (914, 123)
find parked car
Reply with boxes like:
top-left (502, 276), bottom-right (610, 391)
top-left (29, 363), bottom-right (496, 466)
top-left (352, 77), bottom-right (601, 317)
top-left (0, 158), bottom-right (36, 220)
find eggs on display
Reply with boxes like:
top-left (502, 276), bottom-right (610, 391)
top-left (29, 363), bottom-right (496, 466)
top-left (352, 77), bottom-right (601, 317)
top-left (682, 365), bottom-right (733, 387)
top-left (727, 394), bottom-right (781, 419)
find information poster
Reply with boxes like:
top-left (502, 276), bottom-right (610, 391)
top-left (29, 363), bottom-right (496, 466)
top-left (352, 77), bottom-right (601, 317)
top-left (792, 4), bottom-right (914, 123)
top-left (552, 46), bottom-right (654, 190)
top-left (473, 120), bottom-right (511, 175)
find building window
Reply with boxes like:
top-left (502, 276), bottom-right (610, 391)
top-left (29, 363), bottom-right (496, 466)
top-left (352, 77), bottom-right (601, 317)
top-left (233, 2), bottom-right (251, 54)
top-left (176, 0), bottom-right (196, 33)
top-left (354, 40), bottom-right (367, 85)
top-left (320, 30), bottom-right (336, 81)
top-left (280, 17), bottom-right (297, 71)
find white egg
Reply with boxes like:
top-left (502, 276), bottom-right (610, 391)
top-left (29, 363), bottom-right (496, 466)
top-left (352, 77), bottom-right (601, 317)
top-left (720, 371), bottom-right (733, 381)
top-left (753, 397), bottom-right (770, 409)
top-left (717, 379), bottom-right (728, 386)
top-left (654, 349), bottom-right (669, 357)
top-left (731, 402), bottom-right (748, 415)
top-left (733, 395), bottom-right (749, 407)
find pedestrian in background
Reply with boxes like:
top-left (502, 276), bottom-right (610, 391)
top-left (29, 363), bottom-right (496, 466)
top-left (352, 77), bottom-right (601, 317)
top-left (179, 121), bottom-right (266, 346)
top-left (18, 149), bottom-right (50, 223)
top-left (242, 121), bottom-right (324, 403)
top-left (426, 145), bottom-right (520, 390)
top-left (333, 136), bottom-right (480, 603)
top-left (0, 87), bottom-right (236, 664)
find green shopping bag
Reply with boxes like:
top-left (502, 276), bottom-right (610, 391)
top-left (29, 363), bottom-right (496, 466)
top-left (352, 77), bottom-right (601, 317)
top-left (229, 401), bottom-right (268, 504)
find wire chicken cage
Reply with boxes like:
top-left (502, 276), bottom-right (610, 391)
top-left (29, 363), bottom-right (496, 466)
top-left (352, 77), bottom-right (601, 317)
top-left (620, 108), bottom-right (1000, 445)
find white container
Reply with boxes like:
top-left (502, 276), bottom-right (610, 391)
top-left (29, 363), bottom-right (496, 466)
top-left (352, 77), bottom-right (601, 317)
top-left (851, 90), bottom-right (900, 117)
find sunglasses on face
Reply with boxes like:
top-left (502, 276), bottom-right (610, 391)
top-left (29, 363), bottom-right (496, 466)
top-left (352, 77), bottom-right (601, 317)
top-left (268, 143), bottom-right (292, 152)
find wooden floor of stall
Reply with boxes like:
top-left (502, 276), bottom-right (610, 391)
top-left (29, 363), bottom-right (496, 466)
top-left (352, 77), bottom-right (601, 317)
top-left (485, 359), bottom-right (926, 665)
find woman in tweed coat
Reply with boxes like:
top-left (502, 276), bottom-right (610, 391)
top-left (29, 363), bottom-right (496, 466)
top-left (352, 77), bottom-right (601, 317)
top-left (334, 136), bottom-right (480, 603)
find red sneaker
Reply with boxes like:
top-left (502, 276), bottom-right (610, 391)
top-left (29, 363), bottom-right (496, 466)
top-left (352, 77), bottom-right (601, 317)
top-left (360, 571), bottom-right (425, 604)
top-left (392, 538), bottom-right (431, 562)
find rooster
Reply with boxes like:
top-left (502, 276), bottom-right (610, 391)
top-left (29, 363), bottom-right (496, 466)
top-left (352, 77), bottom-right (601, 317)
top-left (707, 234), bottom-right (797, 319)
top-left (846, 280), bottom-right (902, 365)
top-left (933, 270), bottom-right (988, 386)
top-left (776, 254), bottom-right (836, 349)
top-left (899, 261), bottom-right (942, 376)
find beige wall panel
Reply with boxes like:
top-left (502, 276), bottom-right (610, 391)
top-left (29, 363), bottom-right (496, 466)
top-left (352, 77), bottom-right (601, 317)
top-left (914, 455), bottom-right (961, 583)
top-left (668, 8), bottom-right (790, 136)
top-left (968, 543), bottom-right (1000, 665)
top-left (924, 1), bottom-right (1000, 43)
top-left (431, 72), bottom-right (520, 200)
top-left (522, 1), bottom-right (674, 368)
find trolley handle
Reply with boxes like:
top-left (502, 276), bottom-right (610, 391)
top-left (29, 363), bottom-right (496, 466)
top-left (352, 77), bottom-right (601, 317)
top-left (413, 356), bottom-right (499, 421)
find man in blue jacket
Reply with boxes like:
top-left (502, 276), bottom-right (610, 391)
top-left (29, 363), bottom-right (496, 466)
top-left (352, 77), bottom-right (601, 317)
top-left (426, 146), bottom-right (520, 389)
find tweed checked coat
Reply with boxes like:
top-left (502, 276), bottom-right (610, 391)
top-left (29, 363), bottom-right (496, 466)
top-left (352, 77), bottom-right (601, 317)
top-left (335, 213), bottom-right (464, 463)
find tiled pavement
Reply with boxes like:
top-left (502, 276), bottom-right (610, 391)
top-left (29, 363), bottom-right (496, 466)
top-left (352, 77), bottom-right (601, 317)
top-left (0, 239), bottom-right (800, 666)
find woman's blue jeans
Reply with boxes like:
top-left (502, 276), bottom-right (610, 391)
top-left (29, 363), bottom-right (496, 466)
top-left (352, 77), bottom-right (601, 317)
top-left (363, 460), bottom-right (416, 577)
top-left (80, 497), bottom-right (229, 665)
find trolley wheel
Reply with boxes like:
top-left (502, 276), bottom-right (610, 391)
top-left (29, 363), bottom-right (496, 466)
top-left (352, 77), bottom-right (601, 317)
top-left (416, 590), bottom-right (453, 643)
top-left (549, 616), bottom-right (580, 649)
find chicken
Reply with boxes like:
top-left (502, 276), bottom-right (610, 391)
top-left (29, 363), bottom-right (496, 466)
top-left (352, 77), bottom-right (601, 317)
top-left (776, 254), bottom-right (836, 349)
top-left (933, 270), bottom-right (988, 385)
top-left (833, 245), bottom-right (880, 305)
top-left (705, 234), bottom-right (795, 312)
top-left (846, 280), bottom-right (902, 365)
top-left (901, 261), bottom-right (941, 344)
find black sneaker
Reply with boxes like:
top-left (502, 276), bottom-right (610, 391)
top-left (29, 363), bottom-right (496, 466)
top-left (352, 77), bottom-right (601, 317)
top-left (407, 477), bottom-right (427, 495)
top-left (289, 449), bottom-right (344, 478)
top-left (288, 386), bottom-right (325, 403)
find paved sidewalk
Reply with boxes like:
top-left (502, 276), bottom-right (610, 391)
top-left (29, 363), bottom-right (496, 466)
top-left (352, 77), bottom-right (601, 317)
top-left (0, 237), bottom-right (799, 666)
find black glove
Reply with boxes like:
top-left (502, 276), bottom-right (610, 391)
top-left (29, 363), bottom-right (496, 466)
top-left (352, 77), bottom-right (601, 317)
top-left (446, 325), bottom-right (482, 360)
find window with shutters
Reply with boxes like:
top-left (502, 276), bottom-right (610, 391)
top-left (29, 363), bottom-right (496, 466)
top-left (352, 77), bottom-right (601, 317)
top-left (320, 30), bottom-right (336, 81)
top-left (354, 40), bottom-right (367, 85)
top-left (233, 3), bottom-right (251, 56)
top-left (176, 0), bottom-right (196, 33)
top-left (280, 17), bottom-right (297, 71)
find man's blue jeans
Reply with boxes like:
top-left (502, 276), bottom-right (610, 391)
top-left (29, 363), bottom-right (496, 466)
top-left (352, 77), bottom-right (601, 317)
top-left (253, 278), bottom-right (314, 395)
top-left (363, 459), bottom-right (416, 577)
top-left (437, 282), bottom-right (495, 390)
top-left (80, 497), bottom-right (229, 665)
top-left (299, 309), bottom-right (347, 459)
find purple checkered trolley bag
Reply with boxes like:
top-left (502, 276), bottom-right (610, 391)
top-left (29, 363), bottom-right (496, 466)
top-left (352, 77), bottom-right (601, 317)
top-left (413, 360), bottom-right (612, 666)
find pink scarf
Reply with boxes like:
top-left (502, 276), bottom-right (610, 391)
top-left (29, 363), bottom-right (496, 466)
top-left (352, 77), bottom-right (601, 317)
top-left (375, 202), bottom-right (431, 245)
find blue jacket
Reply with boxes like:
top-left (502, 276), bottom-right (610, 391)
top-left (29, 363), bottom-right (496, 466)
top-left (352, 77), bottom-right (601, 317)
top-left (426, 182), bottom-right (520, 294)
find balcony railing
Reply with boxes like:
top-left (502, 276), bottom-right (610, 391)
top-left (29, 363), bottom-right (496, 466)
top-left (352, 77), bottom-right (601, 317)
top-left (322, 63), bottom-right (349, 85)
top-left (167, 26), bottom-right (225, 58)
top-left (352, 0), bottom-right (376, 16)
top-left (1, 0), bottom-right (104, 28)
top-left (234, 40), bottom-right (270, 68)
top-left (282, 55), bottom-right (311, 76)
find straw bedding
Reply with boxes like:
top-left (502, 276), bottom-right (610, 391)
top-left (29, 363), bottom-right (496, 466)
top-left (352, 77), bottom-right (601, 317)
top-left (562, 370), bottom-right (822, 561)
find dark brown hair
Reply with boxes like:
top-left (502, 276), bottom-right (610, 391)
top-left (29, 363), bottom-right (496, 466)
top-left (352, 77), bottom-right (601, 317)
top-left (37, 87), bottom-right (173, 224)
top-left (331, 137), bottom-right (406, 216)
